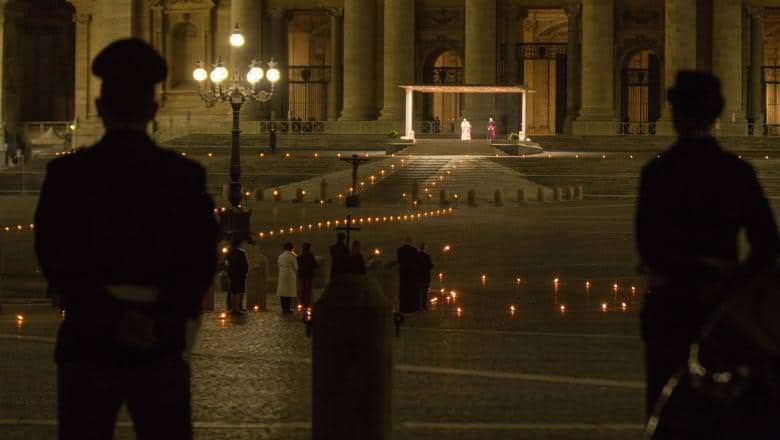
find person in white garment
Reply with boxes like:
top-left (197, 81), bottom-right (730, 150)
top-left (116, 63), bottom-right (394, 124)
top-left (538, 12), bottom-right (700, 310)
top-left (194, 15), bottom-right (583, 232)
top-left (276, 242), bottom-right (298, 314)
top-left (460, 118), bottom-right (472, 141)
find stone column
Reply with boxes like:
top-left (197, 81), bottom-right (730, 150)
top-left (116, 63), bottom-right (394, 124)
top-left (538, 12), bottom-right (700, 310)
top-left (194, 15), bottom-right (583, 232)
top-left (712, 0), bottom-right (745, 134)
top-left (231, 0), bottom-right (263, 120)
top-left (98, 0), bottom-right (134, 50)
top-left (749, 7), bottom-right (765, 135)
top-left (269, 9), bottom-right (288, 121)
top-left (328, 9), bottom-right (343, 121)
top-left (0, 7), bottom-right (5, 150)
top-left (379, 0), bottom-right (415, 121)
top-left (504, 1), bottom-right (520, 133)
top-left (340, 0), bottom-right (376, 121)
top-left (657, 0), bottom-right (696, 132)
top-left (463, 0), bottom-right (497, 136)
top-left (572, 0), bottom-right (615, 135)
top-left (563, 3), bottom-right (581, 135)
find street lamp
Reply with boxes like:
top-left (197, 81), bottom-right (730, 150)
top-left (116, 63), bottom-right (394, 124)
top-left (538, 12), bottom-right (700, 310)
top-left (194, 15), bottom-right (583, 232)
top-left (193, 27), bottom-right (280, 241)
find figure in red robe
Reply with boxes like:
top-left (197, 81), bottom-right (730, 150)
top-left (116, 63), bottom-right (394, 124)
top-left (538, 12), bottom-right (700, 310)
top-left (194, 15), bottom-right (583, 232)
top-left (487, 117), bottom-right (497, 141)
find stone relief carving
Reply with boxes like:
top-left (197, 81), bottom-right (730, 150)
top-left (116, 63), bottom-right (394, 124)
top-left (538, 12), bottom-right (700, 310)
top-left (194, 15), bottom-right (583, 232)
top-left (422, 8), bottom-right (462, 29)
top-left (616, 1), bottom-right (662, 29)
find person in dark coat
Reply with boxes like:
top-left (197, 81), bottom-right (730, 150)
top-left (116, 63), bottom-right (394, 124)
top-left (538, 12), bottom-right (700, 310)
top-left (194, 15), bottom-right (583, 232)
top-left (636, 70), bottom-right (779, 437)
top-left (346, 240), bottom-right (366, 274)
top-left (397, 237), bottom-right (420, 313)
top-left (418, 243), bottom-right (434, 310)
top-left (225, 238), bottom-right (249, 313)
top-left (297, 242), bottom-right (317, 309)
top-left (329, 232), bottom-right (349, 278)
top-left (34, 39), bottom-right (218, 440)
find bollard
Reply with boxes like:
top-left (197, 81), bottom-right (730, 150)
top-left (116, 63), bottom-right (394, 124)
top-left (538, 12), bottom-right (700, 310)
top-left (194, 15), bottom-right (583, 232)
top-left (564, 186), bottom-right (573, 201)
top-left (553, 187), bottom-right (563, 202)
top-left (295, 187), bottom-right (306, 203)
top-left (254, 188), bottom-right (264, 201)
top-left (467, 189), bottom-right (477, 207)
top-left (494, 189), bottom-right (504, 207)
top-left (272, 188), bottom-right (282, 202)
top-left (574, 185), bottom-right (585, 200)
top-left (439, 189), bottom-right (449, 206)
top-left (319, 178), bottom-right (328, 202)
top-left (537, 187), bottom-right (545, 203)
top-left (517, 188), bottom-right (527, 204)
top-left (411, 181), bottom-right (420, 203)
top-left (312, 274), bottom-right (393, 440)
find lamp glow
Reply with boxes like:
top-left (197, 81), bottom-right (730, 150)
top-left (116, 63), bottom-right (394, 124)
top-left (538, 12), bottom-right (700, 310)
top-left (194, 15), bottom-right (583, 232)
top-left (210, 65), bottom-right (229, 83)
top-left (266, 62), bottom-right (281, 83)
top-left (247, 66), bottom-right (264, 84)
top-left (193, 66), bottom-right (208, 82)
top-left (229, 25), bottom-right (245, 47)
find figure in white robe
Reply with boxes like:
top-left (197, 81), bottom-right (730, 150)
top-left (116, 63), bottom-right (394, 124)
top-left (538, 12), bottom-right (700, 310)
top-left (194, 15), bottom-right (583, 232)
top-left (460, 118), bottom-right (472, 141)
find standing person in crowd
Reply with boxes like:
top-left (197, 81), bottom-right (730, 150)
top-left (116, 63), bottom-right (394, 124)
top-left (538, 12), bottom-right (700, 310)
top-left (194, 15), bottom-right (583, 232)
top-left (329, 232), bottom-right (349, 279)
top-left (637, 71), bottom-right (779, 437)
top-left (347, 240), bottom-right (366, 274)
top-left (276, 242), bottom-right (298, 314)
top-left (34, 39), bottom-right (218, 439)
top-left (418, 243), bottom-right (434, 311)
top-left (225, 237), bottom-right (249, 313)
top-left (397, 237), bottom-right (420, 313)
top-left (297, 242), bottom-right (317, 309)
top-left (487, 117), bottom-right (497, 141)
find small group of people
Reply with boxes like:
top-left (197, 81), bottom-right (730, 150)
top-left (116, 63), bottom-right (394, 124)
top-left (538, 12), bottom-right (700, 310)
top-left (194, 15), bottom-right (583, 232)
top-left (276, 242), bottom-right (318, 313)
top-left (329, 233), bottom-right (367, 277)
top-left (397, 238), bottom-right (434, 313)
top-left (459, 116), bottom-right (497, 141)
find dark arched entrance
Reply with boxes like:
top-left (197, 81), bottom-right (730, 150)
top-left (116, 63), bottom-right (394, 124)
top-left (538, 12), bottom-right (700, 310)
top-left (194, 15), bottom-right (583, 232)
top-left (421, 49), bottom-right (463, 135)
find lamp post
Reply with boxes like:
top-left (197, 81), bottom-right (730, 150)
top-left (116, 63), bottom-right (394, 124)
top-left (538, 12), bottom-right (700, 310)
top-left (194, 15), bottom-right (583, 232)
top-left (193, 26), bottom-right (280, 241)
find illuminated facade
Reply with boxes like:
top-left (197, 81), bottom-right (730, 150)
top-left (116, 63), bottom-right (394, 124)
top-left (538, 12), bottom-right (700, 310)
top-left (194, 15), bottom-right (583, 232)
top-left (3, 0), bottom-right (780, 144)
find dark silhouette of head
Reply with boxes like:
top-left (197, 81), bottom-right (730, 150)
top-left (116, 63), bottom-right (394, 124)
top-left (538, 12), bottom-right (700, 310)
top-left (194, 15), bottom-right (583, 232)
top-left (92, 39), bottom-right (167, 130)
top-left (283, 242), bottom-right (294, 252)
top-left (667, 70), bottom-right (724, 136)
top-left (336, 233), bottom-right (345, 243)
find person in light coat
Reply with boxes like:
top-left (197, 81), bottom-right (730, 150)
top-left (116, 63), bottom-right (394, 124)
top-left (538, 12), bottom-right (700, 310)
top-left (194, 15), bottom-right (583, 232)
top-left (276, 242), bottom-right (298, 314)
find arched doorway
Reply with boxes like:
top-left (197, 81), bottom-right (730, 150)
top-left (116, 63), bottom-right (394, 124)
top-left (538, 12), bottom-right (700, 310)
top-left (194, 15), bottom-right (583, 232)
top-left (287, 12), bottom-right (331, 122)
top-left (170, 21), bottom-right (200, 90)
top-left (3, 0), bottom-right (75, 125)
top-left (620, 50), bottom-right (661, 134)
top-left (422, 49), bottom-right (463, 135)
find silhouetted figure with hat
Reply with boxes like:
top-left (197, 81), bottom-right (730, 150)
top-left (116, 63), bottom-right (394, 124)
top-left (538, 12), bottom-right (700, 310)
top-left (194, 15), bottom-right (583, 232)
top-left (34, 39), bottom-right (218, 440)
top-left (637, 71), bottom-right (779, 437)
top-left (329, 232), bottom-right (349, 279)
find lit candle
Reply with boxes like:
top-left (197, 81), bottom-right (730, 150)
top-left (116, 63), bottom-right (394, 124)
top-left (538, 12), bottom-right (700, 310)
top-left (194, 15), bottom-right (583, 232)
top-left (509, 305), bottom-right (516, 313)
top-left (621, 302), bottom-right (628, 311)
top-left (585, 281), bottom-right (591, 289)
top-left (373, 248), bottom-right (381, 256)
top-left (559, 305), bottom-right (566, 313)
top-left (253, 305), bottom-right (260, 312)
top-left (442, 244), bottom-right (451, 252)
top-left (456, 307), bottom-right (463, 316)
top-left (601, 303), bottom-right (607, 312)
top-left (219, 312), bottom-right (227, 319)
top-left (16, 314), bottom-right (24, 322)
top-left (450, 291), bottom-right (457, 299)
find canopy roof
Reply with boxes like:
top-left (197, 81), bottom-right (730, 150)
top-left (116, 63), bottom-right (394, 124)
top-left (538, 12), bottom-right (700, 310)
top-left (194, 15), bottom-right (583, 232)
top-left (399, 84), bottom-right (534, 94)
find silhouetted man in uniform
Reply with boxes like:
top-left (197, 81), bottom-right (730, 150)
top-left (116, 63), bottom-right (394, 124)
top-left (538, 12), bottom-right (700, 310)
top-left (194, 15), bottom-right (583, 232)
top-left (397, 237), bottom-right (420, 313)
top-left (34, 39), bottom-right (218, 440)
top-left (329, 232), bottom-right (349, 279)
top-left (636, 71), bottom-right (779, 437)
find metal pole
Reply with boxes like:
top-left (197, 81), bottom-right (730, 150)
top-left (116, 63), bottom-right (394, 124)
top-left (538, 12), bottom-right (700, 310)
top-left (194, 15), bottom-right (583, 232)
top-left (228, 96), bottom-right (243, 208)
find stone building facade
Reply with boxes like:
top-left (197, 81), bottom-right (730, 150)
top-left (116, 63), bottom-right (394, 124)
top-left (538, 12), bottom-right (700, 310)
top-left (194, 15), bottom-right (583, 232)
top-left (3, 0), bottom-right (780, 144)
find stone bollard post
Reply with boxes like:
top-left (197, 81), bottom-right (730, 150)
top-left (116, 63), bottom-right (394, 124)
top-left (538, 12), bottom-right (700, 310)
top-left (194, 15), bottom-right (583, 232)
top-left (295, 188), bottom-right (306, 203)
top-left (254, 188), bottom-right (264, 201)
top-left (574, 185), bottom-right (585, 201)
top-left (493, 189), bottom-right (504, 206)
top-left (553, 187), bottom-right (563, 202)
top-left (517, 188), bottom-right (527, 204)
top-left (320, 178), bottom-right (328, 202)
top-left (537, 187), bottom-right (545, 203)
top-left (312, 274), bottom-right (393, 440)
top-left (439, 189), bottom-right (449, 206)
top-left (411, 181), bottom-right (420, 203)
top-left (467, 189), bottom-right (477, 207)
top-left (272, 188), bottom-right (282, 202)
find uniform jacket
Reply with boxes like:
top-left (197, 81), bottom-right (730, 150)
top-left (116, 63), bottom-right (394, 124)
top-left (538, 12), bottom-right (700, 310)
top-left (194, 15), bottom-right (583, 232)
top-left (34, 130), bottom-right (218, 363)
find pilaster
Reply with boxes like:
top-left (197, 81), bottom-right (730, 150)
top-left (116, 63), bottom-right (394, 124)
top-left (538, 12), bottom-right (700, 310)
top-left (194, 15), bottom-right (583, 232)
top-left (340, 0), bottom-right (376, 121)
top-left (378, 0), bottom-right (415, 121)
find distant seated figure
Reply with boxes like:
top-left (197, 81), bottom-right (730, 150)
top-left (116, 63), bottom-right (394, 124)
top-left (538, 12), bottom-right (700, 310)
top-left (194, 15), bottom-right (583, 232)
top-left (34, 39), bottom-right (218, 440)
top-left (460, 118), bottom-right (471, 141)
top-left (636, 70), bottom-right (779, 437)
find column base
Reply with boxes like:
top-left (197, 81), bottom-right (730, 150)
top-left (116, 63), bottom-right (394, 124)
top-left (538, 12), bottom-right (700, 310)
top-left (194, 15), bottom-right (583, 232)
top-left (571, 109), bottom-right (617, 135)
top-left (377, 107), bottom-right (404, 121)
top-left (714, 112), bottom-right (748, 136)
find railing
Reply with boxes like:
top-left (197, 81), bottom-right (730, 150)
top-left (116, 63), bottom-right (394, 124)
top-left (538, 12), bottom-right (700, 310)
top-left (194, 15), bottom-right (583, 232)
top-left (20, 121), bottom-right (71, 139)
top-left (765, 124), bottom-right (780, 136)
top-left (414, 120), bottom-right (460, 136)
top-left (258, 120), bottom-right (327, 134)
top-left (617, 122), bottom-right (656, 135)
